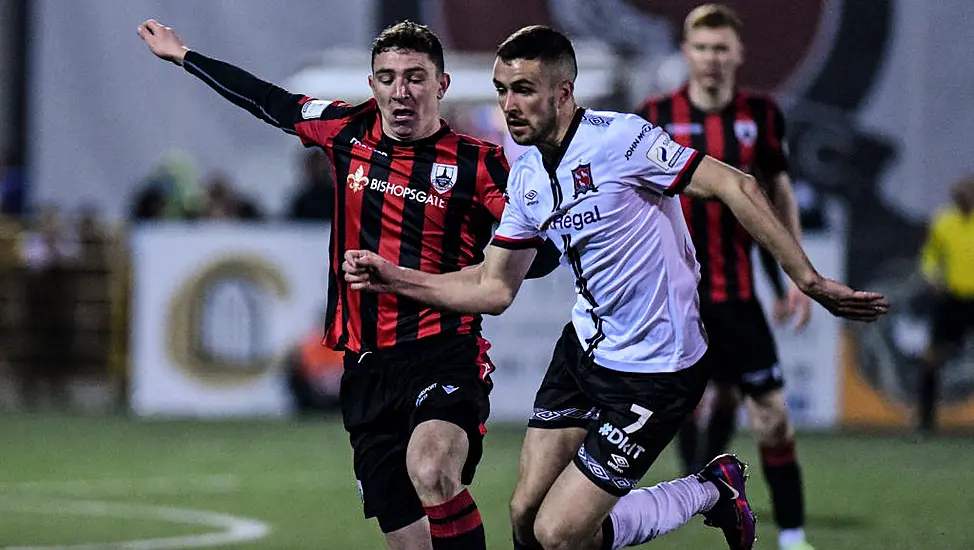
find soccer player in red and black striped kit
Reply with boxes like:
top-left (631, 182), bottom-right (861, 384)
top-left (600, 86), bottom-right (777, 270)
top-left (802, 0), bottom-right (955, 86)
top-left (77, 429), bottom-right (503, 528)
top-left (139, 19), bottom-right (557, 550)
top-left (637, 5), bottom-right (814, 550)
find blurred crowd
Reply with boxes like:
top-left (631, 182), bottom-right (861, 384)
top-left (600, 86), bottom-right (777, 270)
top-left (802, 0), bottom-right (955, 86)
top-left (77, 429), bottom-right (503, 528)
top-left (129, 148), bottom-right (336, 223)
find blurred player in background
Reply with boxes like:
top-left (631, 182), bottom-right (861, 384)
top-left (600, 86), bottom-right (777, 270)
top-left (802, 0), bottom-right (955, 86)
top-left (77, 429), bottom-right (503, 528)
top-left (344, 25), bottom-right (888, 550)
top-left (139, 18), bottom-right (557, 550)
top-left (636, 5), bottom-right (814, 550)
top-left (918, 175), bottom-right (974, 434)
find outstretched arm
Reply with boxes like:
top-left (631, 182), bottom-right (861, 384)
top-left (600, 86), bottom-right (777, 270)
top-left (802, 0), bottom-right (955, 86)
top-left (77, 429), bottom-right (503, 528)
top-left (683, 156), bottom-right (888, 321)
top-left (765, 171), bottom-right (812, 330)
top-left (137, 19), bottom-right (305, 133)
top-left (342, 245), bottom-right (538, 315)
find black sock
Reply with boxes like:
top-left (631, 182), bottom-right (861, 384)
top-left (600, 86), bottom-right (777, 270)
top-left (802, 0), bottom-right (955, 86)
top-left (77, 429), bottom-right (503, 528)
top-left (760, 439), bottom-right (805, 530)
top-left (513, 529), bottom-right (543, 550)
top-left (424, 489), bottom-right (486, 550)
top-left (704, 405), bottom-right (738, 461)
top-left (919, 369), bottom-right (939, 432)
top-left (676, 418), bottom-right (699, 475)
top-left (600, 516), bottom-right (615, 550)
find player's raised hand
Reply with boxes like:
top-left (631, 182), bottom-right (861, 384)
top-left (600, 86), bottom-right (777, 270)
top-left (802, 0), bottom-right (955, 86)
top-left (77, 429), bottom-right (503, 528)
top-left (137, 19), bottom-right (189, 65)
top-left (802, 277), bottom-right (889, 322)
top-left (343, 250), bottom-right (399, 293)
top-left (774, 284), bottom-right (812, 332)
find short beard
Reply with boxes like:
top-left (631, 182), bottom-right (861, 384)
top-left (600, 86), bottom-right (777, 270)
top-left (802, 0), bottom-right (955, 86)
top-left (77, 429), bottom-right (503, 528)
top-left (517, 95), bottom-right (559, 147)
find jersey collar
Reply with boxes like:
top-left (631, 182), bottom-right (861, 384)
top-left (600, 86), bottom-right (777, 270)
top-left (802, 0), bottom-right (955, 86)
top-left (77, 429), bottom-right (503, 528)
top-left (542, 107), bottom-right (586, 174)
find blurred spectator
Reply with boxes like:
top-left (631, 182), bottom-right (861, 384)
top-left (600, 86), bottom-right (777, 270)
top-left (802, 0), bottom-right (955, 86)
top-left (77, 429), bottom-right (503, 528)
top-left (286, 321), bottom-right (344, 418)
top-left (917, 174), bottom-right (974, 434)
top-left (16, 206), bottom-right (80, 410)
top-left (287, 149), bottom-right (335, 221)
top-left (130, 151), bottom-right (200, 222)
top-left (73, 206), bottom-right (113, 377)
top-left (199, 172), bottom-right (263, 220)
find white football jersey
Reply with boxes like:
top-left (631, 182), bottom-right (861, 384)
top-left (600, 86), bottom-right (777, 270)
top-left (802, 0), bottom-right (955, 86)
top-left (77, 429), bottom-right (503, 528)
top-left (493, 109), bottom-right (708, 373)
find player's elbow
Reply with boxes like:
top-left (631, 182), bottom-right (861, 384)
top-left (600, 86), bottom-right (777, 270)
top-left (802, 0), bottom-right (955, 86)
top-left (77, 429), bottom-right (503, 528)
top-left (484, 288), bottom-right (515, 315)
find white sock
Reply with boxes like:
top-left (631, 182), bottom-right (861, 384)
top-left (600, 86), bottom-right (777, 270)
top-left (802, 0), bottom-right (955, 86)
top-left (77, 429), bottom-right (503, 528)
top-left (608, 476), bottom-right (720, 548)
top-left (779, 527), bottom-right (806, 548)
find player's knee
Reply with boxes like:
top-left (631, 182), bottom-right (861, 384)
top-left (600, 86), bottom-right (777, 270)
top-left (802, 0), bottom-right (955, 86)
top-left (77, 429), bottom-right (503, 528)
top-left (533, 509), bottom-right (581, 550)
top-left (509, 493), bottom-right (539, 538)
top-left (753, 398), bottom-right (791, 446)
top-left (407, 456), bottom-right (461, 502)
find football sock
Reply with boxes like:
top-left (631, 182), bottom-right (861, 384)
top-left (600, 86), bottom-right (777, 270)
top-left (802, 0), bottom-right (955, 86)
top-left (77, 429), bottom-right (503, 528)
top-left (676, 419), bottom-right (700, 475)
top-left (760, 439), bottom-right (805, 530)
top-left (512, 530), bottom-right (543, 549)
top-left (779, 527), bottom-right (807, 548)
top-left (704, 405), bottom-right (738, 463)
top-left (603, 476), bottom-right (720, 548)
top-left (424, 489), bottom-right (486, 550)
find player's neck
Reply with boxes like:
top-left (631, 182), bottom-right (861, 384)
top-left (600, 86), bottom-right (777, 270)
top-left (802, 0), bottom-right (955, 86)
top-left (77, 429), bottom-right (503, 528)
top-left (687, 80), bottom-right (735, 112)
top-left (380, 119), bottom-right (441, 143)
top-left (537, 102), bottom-right (580, 164)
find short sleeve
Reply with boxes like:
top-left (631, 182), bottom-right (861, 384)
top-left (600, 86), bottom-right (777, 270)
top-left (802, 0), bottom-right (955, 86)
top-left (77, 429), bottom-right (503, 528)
top-left (477, 146), bottom-right (510, 221)
top-left (293, 98), bottom-right (375, 148)
top-left (756, 99), bottom-right (789, 176)
top-left (606, 114), bottom-right (703, 196)
top-left (490, 168), bottom-right (543, 250)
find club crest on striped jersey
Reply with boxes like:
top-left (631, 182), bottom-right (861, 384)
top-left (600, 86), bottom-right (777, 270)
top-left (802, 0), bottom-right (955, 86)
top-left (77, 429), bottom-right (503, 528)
top-left (431, 163), bottom-right (458, 194)
top-left (347, 165), bottom-right (368, 192)
top-left (734, 120), bottom-right (758, 147)
top-left (571, 163), bottom-right (596, 198)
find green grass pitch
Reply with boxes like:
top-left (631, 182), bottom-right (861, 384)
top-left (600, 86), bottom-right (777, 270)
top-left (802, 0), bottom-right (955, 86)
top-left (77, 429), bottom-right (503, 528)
top-left (0, 415), bottom-right (972, 549)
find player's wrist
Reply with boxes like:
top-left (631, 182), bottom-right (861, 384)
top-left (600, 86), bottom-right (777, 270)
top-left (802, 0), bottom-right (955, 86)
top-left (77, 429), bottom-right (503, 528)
top-left (794, 271), bottom-right (823, 294)
top-left (172, 47), bottom-right (190, 66)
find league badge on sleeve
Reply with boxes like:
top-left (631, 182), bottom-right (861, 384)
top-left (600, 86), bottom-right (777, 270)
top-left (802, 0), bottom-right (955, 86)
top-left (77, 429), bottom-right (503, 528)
top-left (647, 134), bottom-right (684, 170)
top-left (431, 163), bottom-right (458, 194)
top-left (300, 100), bottom-right (329, 120)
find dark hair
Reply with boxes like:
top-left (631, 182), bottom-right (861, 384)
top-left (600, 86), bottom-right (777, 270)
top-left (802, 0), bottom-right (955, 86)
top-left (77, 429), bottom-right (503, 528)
top-left (371, 20), bottom-right (445, 74)
top-left (684, 4), bottom-right (744, 39)
top-left (496, 25), bottom-right (577, 80)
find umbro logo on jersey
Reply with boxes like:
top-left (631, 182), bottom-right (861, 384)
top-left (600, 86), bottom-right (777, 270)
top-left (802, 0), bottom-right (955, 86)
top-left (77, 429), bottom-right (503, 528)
top-left (525, 190), bottom-right (539, 206)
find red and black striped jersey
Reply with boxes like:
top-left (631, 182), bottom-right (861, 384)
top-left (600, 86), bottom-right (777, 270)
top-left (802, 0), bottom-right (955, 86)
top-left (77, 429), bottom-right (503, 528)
top-left (636, 86), bottom-right (789, 304)
top-left (183, 51), bottom-right (508, 354)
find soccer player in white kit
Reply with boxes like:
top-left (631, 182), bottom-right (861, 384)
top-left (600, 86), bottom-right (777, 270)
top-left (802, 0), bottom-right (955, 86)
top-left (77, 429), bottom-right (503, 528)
top-left (343, 26), bottom-right (888, 550)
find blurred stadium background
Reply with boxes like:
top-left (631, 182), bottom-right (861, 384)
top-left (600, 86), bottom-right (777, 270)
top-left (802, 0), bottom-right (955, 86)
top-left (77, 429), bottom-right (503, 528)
top-left (0, 0), bottom-right (972, 548)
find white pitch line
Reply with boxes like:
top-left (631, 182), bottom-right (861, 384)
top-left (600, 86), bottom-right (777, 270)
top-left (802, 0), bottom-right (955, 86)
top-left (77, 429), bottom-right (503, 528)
top-left (0, 497), bottom-right (270, 550)
top-left (0, 475), bottom-right (239, 496)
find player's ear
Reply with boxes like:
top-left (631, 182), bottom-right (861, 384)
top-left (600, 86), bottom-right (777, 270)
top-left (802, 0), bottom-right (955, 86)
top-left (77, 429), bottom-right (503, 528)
top-left (437, 72), bottom-right (451, 100)
top-left (558, 79), bottom-right (574, 107)
top-left (368, 74), bottom-right (376, 94)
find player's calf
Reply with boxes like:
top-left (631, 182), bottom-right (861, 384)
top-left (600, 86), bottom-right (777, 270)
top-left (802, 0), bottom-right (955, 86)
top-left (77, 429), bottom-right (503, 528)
top-left (746, 390), bottom-right (810, 550)
top-left (407, 419), bottom-right (486, 550)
